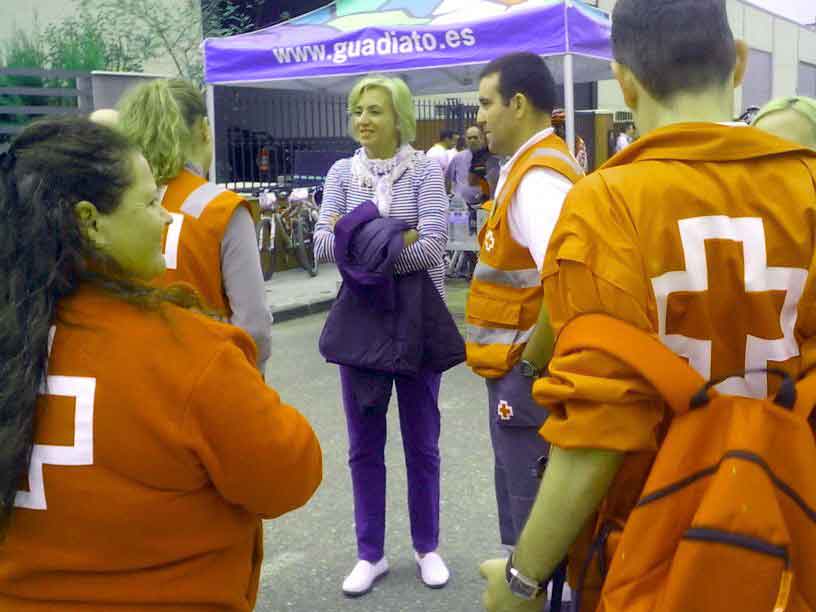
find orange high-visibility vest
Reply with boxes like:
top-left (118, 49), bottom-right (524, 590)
top-left (465, 134), bottom-right (584, 378)
top-left (159, 169), bottom-right (251, 315)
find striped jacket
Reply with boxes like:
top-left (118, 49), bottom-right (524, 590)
top-left (314, 152), bottom-right (449, 299)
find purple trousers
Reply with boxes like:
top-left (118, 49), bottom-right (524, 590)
top-left (339, 366), bottom-right (442, 562)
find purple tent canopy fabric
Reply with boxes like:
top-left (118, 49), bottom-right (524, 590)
top-left (203, 0), bottom-right (612, 89)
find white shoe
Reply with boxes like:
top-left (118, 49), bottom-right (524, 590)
top-left (342, 558), bottom-right (389, 597)
top-left (415, 551), bottom-right (450, 589)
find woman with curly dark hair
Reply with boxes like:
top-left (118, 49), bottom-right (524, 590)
top-left (0, 117), bottom-right (321, 611)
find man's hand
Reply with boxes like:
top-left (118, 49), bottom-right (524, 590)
top-left (403, 229), bottom-right (419, 246)
top-left (480, 559), bottom-right (543, 612)
top-left (329, 214), bottom-right (341, 230)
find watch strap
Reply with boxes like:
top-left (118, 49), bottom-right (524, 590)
top-left (505, 554), bottom-right (548, 598)
top-left (519, 359), bottom-right (540, 378)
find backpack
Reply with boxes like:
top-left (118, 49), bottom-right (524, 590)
top-left (554, 314), bottom-right (816, 612)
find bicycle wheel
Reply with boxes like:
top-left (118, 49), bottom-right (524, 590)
top-left (293, 211), bottom-right (319, 277)
top-left (258, 218), bottom-right (275, 280)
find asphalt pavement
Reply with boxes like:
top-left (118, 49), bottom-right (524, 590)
top-left (256, 303), bottom-right (503, 612)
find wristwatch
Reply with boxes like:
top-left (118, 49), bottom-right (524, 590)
top-left (505, 554), bottom-right (548, 600)
top-left (519, 359), bottom-right (541, 379)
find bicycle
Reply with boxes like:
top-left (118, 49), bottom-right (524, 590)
top-left (257, 186), bottom-right (322, 280)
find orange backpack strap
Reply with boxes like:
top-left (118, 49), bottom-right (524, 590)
top-left (554, 313), bottom-right (707, 416)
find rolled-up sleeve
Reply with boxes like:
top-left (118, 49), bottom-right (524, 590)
top-left (394, 158), bottom-right (448, 275)
top-left (532, 176), bottom-right (665, 453)
top-left (314, 159), bottom-right (348, 264)
top-left (533, 261), bottom-right (665, 452)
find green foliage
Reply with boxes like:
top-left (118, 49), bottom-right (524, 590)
top-left (46, 14), bottom-right (116, 73)
top-left (0, 0), bottom-right (259, 140)
top-left (0, 25), bottom-right (50, 128)
top-left (78, 0), bottom-right (262, 85)
top-left (1, 25), bottom-right (47, 72)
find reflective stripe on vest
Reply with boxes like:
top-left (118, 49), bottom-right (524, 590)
top-left (466, 135), bottom-right (580, 378)
top-left (473, 262), bottom-right (540, 289)
top-left (529, 147), bottom-right (585, 178)
top-left (466, 323), bottom-right (535, 346)
top-left (180, 183), bottom-right (226, 219)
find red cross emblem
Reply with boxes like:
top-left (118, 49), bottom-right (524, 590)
top-left (484, 229), bottom-right (496, 252)
top-left (651, 216), bottom-right (807, 397)
top-left (497, 400), bottom-right (513, 421)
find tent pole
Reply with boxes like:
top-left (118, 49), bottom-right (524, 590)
top-left (206, 84), bottom-right (217, 182)
top-left (564, 53), bottom-right (575, 155)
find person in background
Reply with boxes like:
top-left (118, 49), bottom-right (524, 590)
top-left (313, 74), bottom-right (451, 597)
top-left (551, 108), bottom-right (589, 173)
top-left (447, 125), bottom-right (491, 204)
top-left (615, 122), bottom-right (636, 152)
top-left (469, 141), bottom-right (502, 204)
top-left (117, 79), bottom-right (272, 373)
top-left (753, 96), bottom-right (816, 149)
top-left (0, 117), bottom-right (322, 611)
top-left (480, 0), bottom-right (816, 610)
top-left (426, 128), bottom-right (457, 174)
top-left (446, 132), bottom-right (463, 169)
top-left (466, 51), bottom-right (584, 610)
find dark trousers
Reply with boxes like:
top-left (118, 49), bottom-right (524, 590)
top-left (340, 366), bottom-right (442, 562)
top-left (487, 366), bottom-right (569, 611)
top-left (486, 365), bottom-right (551, 546)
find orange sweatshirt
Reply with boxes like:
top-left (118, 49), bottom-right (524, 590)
top-left (0, 285), bottom-right (322, 611)
top-left (532, 123), bottom-right (816, 609)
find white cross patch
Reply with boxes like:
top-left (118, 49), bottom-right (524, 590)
top-left (484, 230), bottom-right (496, 253)
top-left (497, 400), bottom-right (514, 421)
top-left (651, 216), bottom-right (807, 398)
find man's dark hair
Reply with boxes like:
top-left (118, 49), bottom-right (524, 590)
top-left (479, 52), bottom-right (557, 113)
top-left (439, 129), bottom-right (455, 141)
top-left (612, 0), bottom-right (736, 101)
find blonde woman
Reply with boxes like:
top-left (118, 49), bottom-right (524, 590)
top-left (753, 96), bottom-right (816, 149)
top-left (118, 79), bottom-right (272, 372)
top-left (314, 75), bottom-right (451, 596)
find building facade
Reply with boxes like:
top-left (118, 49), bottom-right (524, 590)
top-left (595, 0), bottom-right (816, 113)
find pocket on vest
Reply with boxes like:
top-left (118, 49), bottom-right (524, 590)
top-left (468, 293), bottom-right (522, 328)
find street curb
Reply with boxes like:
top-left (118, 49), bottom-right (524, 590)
top-left (272, 298), bottom-right (335, 323)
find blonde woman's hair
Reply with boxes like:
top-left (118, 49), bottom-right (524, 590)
top-left (753, 96), bottom-right (816, 147)
top-left (118, 79), bottom-right (207, 184)
top-left (347, 75), bottom-right (416, 145)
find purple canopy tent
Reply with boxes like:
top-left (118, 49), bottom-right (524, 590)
top-left (202, 0), bottom-right (613, 157)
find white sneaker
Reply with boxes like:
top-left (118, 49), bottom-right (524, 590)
top-left (415, 551), bottom-right (450, 589)
top-left (342, 558), bottom-right (389, 597)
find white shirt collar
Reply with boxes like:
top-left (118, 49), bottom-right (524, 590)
top-left (499, 128), bottom-right (555, 178)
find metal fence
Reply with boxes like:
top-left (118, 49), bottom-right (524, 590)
top-left (0, 68), bottom-right (93, 148)
top-left (215, 86), bottom-right (479, 191)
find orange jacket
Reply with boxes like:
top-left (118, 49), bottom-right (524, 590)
top-left (465, 134), bottom-right (584, 378)
top-left (531, 123), bottom-right (816, 610)
top-left (0, 285), bottom-right (322, 611)
top-left (160, 169), bottom-right (252, 314)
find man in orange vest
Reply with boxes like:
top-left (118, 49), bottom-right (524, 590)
top-left (480, 0), bottom-right (816, 610)
top-left (465, 52), bottom-right (584, 568)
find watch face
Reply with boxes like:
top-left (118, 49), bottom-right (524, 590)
top-left (508, 570), bottom-right (542, 600)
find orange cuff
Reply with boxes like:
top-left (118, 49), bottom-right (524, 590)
top-left (538, 397), bottom-right (663, 452)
